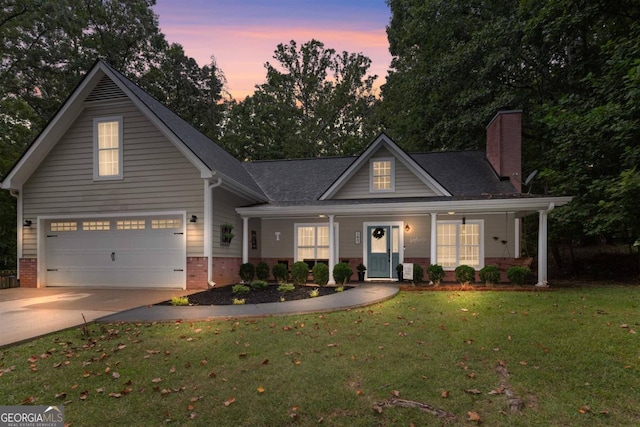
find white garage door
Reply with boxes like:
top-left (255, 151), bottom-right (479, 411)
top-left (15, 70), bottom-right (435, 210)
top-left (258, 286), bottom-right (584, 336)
top-left (45, 215), bottom-right (186, 288)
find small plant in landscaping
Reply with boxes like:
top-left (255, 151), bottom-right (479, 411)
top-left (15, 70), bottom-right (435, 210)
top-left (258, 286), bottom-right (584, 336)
top-left (291, 261), bottom-right (309, 285)
top-left (479, 265), bottom-right (501, 285)
top-left (427, 264), bottom-right (445, 285)
top-left (272, 263), bottom-right (288, 283)
top-left (335, 286), bottom-right (344, 292)
top-left (312, 263), bottom-right (329, 286)
top-left (454, 265), bottom-right (475, 286)
top-left (170, 296), bottom-right (189, 306)
top-left (232, 284), bottom-right (250, 294)
top-left (256, 261), bottom-right (270, 281)
top-left (232, 298), bottom-right (245, 305)
top-left (507, 266), bottom-right (531, 285)
top-left (356, 263), bottom-right (366, 272)
top-left (309, 288), bottom-right (320, 298)
top-left (239, 262), bottom-right (255, 282)
top-left (413, 264), bottom-right (424, 284)
top-left (278, 283), bottom-right (295, 292)
top-left (279, 296), bottom-right (286, 302)
top-left (250, 280), bottom-right (268, 290)
top-left (333, 262), bottom-right (353, 285)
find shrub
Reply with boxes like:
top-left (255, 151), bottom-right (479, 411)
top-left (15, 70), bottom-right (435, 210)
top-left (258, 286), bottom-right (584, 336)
top-left (454, 265), bottom-right (475, 285)
top-left (413, 264), bottom-right (424, 284)
top-left (232, 298), bottom-right (245, 305)
top-left (239, 263), bottom-right (255, 282)
top-left (312, 263), bottom-right (329, 286)
top-left (170, 296), bottom-right (189, 306)
top-left (507, 266), bottom-right (531, 285)
top-left (232, 284), bottom-right (250, 294)
top-left (427, 264), bottom-right (445, 285)
top-left (479, 265), bottom-right (501, 285)
top-left (272, 263), bottom-right (288, 283)
top-left (333, 262), bottom-right (353, 285)
top-left (250, 280), bottom-right (268, 290)
top-left (278, 283), bottom-right (295, 292)
top-left (309, 288), bottom-right (320, 298)
top-left (335, 286), bottom-right (344, 292)
top-left (291, 261), bottom-right (309, 285)
top-left (256, 262), bottom-right (270, 281)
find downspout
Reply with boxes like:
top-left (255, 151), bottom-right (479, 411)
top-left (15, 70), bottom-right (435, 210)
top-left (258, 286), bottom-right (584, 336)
top-left (206, 176), bottom-right (223, 287)
top-left (9, 190), bottom-right (21, 280)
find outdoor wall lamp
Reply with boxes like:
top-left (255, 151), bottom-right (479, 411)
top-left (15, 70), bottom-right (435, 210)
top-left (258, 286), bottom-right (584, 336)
top-left (189, 215), bottom-right (197, 223)
top-left (462, 216), bottom-right (466, 225)
top-left (405, 224), bottom-right (411, 232)
top-left (23, 220), bottom-right (32, 227)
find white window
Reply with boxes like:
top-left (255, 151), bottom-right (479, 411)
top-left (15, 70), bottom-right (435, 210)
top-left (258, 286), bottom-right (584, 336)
top-left (51, 222), bottom-right (77, 232)
top-left (93, 117), bottom-right (123, 180)
top-left (296, 225), bottom-right (329, 261)
top-left (151, 219), bottom-right (181, 229)
top-left (117, 220), bottom-right (146, 230)
top-left (370, 158), bottom-right (395, 192)
top-left (83, 221), bottom-right (110, 231)
top-left (437, 221), bottom-right (483, 269)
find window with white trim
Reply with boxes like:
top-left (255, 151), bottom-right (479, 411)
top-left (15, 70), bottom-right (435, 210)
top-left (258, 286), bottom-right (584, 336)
top-left (51, 222), bottom-right (77, 232)
top-left (437, 221), bottom-right (483, 269)
top-left (83, 221), bottom-right (110, 231)
top-left (151, 219), bottom-right (181, 229)
top-left (296, 225), bottom-right (329, 261)
top-left (93, 117), bottom-right (123, 180)
top-left (370, 158), bottom-right (394, 192)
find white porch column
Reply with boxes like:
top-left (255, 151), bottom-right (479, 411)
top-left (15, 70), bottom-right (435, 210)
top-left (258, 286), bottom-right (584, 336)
top-left (536, 203), bottom-right (554, 287)
top-left (430, 212), bottom-right (438, 265)
top-left (242, 217), bottom-right (249, 264)
top-left (514, 218), bottom-right (521, 258)
top-left (328, 215), bottom-right (336, 285)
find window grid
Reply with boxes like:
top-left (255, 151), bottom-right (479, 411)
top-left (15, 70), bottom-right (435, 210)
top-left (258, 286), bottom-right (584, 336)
top-left (51, 222), bottom-right (78, 232)
top-left (297, 225), bottom-right (330, 261)
top-left (437, 222), bottom-right (481, 269)
top-left (82, 221), bottom-right (110, 231)
top-left (151, 219), bottom-right (181, 229)
top-left (372, 160), bottom-right (392, 190)
top-left (97, 121), bottom-right (120, 177)
top-left (117, 220), bottom-right (146, 230)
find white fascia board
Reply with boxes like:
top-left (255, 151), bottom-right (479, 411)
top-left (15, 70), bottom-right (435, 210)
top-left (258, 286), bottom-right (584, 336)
top-left (236, 196), bottom-right (573, 218)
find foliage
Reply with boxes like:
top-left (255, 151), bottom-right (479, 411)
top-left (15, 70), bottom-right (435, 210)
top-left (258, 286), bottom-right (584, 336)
top-left (232, 298), bottom-right (245, 305)
top-left (290, 261), bottom-right (309, 285)
top-left (231, 284), bottom-right (250, 295)
top-left (395, 264), bottom-right (404, 272)
top-left (412, 264), bottom-right (424, 284)
top-left (454, 265), bottom-right (475, 285)
top-left (333, 262), bottom-right (353, 285)
top-left (356, 263), bottom-right (366, 272)
top-left (335, 286), bottom-right (344, 292)
top-left (272, 263), bottom-right (288, 283)
top-left (507, 266), bottom-right (531, 285)
top-left (170, 296), bottom-right (189, 306)
top-left (239, 263), bottom-right (255, 283)
top-left (249, 280), bottom-right (268, 290)
top-left (427, 264), bottom-right (445, 285)
top-left (479, 265), bottom-right (501, 285)
top-left (255, 262), bottom-right (270, 281)
top-left (219, 39), bottom-right (379, 160)
top-left (309, 288), bottom-right (320, 298)
top-left (311, 263), bottom-right (329, 286)
top-left (277, 283), bottom-right (295, 293)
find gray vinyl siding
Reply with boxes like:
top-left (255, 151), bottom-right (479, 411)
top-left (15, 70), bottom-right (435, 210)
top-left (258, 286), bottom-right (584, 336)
top-left (333, 148), bottom-right (438, 199)
top-left (22, 100), bottom-right (204, 256)
top-left (211, 188), bottom-right (253, 256)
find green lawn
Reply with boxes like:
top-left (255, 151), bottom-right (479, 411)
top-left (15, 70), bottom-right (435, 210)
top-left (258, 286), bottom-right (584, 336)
top-left (1, 286), bottom-right (639, 426)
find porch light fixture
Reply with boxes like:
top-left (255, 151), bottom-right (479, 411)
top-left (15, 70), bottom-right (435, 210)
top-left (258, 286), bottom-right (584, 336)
top-left (23, 219), bottom-right (32, 227)
top-left (189, 215), bottom-right (197, 223)
top-left (462, 216), bottom-right (466, 225)
top-left (447, 211), bottom-right (455, 215)
top-left (404, 224), bottom-right (411, 232)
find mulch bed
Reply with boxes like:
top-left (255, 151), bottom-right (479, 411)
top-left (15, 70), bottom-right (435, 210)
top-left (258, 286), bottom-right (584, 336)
top-left (159, 284), bottom-right (351, 306)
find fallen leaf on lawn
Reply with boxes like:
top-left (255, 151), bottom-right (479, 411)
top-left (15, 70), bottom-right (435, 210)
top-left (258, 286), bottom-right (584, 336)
top-left (238, 353), bottom-right (247, 358)
top-left (292, 359), bottom-right (301, 365)
top-left (79, 391), bottom-right (88, 400)
top-left (194, 328), bottom-right (202, 333)
top-left (200, 359), bottom-right (208, 365)
top-left (629, 329), bottom-right (636, 334)
top-left (169, 367), bottom-right (176, 373)
top-left (578, 405), bottom-right (591, 414)
top-left (488, 387), bottom-right (504, 395)
top-left (53, 362), bottom-right (63, 368)
top-left (257, 386), bottom-right (265, 393)
top-left (112, 372), bottom-right (120, 379)
top-left (465, 389), bottom-right (482, 395)
top-left (460, 308), bottom-right (469, 312)
top-left (391, 390), bottom-right (400, 397)
top-left (108, 392), bottom-right (122, 398)
top-left (519, 360), bottom-right (528, 366)
top-left (223, 397), bottom-right (235, 407)
top-left (441, 390), bottom-right (449, 398)
top-left (187, 404), bottom-right (195, 411)
top-left (261, 359), bottom-right (269, 365)
top-left (96, 388), bottom-right (105, 393)
top-left (327, 343), bottom-right (338, 347)
top-left (467, 372), bottom-right (476, 379)
top-left (208, 372), bottom-right (217, 378)
top-left (55, 392), bottom-right (67, 399)
top-left (620, 324), bottom-right (629, 328)
top-left (468, 411), bottom-right (481, 422)
top-left (188, 412), bottom-right (198, 419)
top-left (83, 371), bottom-right (91, 378)
top-left (356, 389), bottom-right (362, 396)
top-left (152, 378), bottom-right (162, 383)
top-left (22, 396), bottom-right (36, 405)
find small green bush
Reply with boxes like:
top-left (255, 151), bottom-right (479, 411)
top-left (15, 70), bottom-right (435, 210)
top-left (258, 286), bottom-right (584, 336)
top-left (250, 280), bottom-right (268, 290)
top-left (312, 263), bottom-right (329, 286)
top-left (454, 265), bottom-right (475, 285)
top-left (413, 264), bottom-right (424, 284)
top-left (272, 263), bottom-right (288, 283)
top-left (232, 298), bottom-right (245, 305)
top-left (291, 261), bottom-right (309, 285)
top-left (333, 262), bottom-right (353, 285)
top-left (479, 265), bottom-right (501, 285)
top-left (170, 296), bottom-right (189, 306)
top-left (427, 264), bottom-right (445, 285)
top-left (507, 266), bottom-right (531, 285)
top-left (256, 261), bottom-right (270, 281)
top-left (335, 286), bottom-right (344, 292)
top-left (239, 263), bottom-right (255, 282)
top-left (309, 288), bottom-right (320, 298)
top-left (232, 284), bottom-right (250, 294)
top-left (278, 283), bottom-right (295, 292)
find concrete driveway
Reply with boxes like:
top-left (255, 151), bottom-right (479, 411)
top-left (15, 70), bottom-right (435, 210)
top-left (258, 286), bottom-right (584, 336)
top-left (0, 287), bottom-right (192, 347)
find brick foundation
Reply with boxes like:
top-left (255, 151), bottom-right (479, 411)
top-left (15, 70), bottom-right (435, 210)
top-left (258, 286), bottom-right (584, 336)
top-left (19, 258), bottom-right (37, 288)
top-left (211, 257), bottom-right (242, 287)
top-left (186, 257), bottom-right (209, 290)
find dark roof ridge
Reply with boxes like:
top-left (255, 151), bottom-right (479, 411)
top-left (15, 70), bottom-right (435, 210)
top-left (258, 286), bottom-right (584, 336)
top-left (247, 155), bottom-right (358, 164)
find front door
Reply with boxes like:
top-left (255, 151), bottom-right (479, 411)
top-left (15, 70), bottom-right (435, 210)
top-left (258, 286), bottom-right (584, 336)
top-left (367, 225), bottom-right (401, 279)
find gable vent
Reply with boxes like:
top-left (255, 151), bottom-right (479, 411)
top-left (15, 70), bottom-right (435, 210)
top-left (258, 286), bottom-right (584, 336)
top-left (86, 76), bottom-right (126, 102)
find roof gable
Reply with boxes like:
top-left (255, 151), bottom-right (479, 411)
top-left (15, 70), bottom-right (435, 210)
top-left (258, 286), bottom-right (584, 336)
top-left (319, 133), bottom-right (451, 200)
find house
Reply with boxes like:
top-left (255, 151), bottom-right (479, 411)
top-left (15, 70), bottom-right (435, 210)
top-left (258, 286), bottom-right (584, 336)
top-left (1, 60), bottom-right (572, 289)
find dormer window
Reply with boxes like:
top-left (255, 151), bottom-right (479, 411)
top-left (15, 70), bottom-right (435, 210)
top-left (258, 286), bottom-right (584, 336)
top-left (93, 117), bottom-right (123, 180)
top-left (370, 158), bottom-right (394, 192)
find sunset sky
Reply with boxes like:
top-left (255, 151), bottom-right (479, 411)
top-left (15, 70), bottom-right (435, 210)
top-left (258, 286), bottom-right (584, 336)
top-left (152, 0), bottom-right (393, 100)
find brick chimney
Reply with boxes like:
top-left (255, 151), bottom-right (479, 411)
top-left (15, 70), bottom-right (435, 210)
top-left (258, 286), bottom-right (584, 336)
top-left (486, 110), bottom-right (522, 192)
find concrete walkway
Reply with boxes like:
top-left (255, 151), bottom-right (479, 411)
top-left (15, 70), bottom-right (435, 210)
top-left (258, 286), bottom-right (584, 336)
top-left (100, 284), bottom-right (399, 322)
